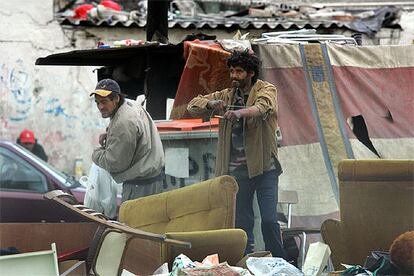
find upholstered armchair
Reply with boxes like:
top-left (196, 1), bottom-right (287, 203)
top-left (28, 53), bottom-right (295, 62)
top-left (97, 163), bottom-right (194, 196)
top-left (119, 175), bottom-right (247, 267)
top-left (321, 159), bottom-right (414, 270)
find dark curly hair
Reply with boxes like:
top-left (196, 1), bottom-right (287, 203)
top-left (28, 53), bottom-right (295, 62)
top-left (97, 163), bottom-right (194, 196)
top-left (227, 50), bottom-right (261, 84)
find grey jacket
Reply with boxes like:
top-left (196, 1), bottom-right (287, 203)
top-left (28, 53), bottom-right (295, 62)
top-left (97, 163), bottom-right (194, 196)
top-left (92, 100), bottom-right (164, 183)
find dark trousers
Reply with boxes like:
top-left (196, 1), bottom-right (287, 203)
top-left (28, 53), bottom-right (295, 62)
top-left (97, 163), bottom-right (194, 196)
top-left (234, 169), bottom-right (286, 259)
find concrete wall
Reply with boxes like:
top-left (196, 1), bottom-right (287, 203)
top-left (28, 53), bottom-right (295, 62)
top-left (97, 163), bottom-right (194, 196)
top-left (400, 11), bottom-right (414, 45)
top-left (0, 0), bottom-right (104, 175)
top-left (1, 0), bottom-right (413, 176)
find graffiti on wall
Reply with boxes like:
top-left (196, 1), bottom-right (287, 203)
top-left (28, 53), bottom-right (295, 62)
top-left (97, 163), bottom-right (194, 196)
top-left (0, 60), bottom-right (32, 122)
top-left (45, 98), bottom-right (77, 120)
top-left (0, 60), bottom-right (85, 130)
top-left (0, 58), bottom-right (105, 173)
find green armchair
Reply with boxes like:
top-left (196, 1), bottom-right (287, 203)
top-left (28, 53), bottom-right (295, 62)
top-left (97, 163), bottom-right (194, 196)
top-left (119, 175), bottom-right (247, 266)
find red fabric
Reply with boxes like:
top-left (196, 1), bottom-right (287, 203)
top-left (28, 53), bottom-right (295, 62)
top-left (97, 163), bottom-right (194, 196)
top-left (262, 68), bottom-right (319, 146)
top-left (72, 4), bottom-right (94, 19)
top-left (19, 129), bottom-right (35, 144)
top-left (170, 41), bottom-right (231, 119)
top-left (262, 65), bottom-right (414, 145)
top-left (100, 0), bottom-right (121, 11)
top-left (182, 40), bottom-right (223, 60)
top-left (333, 66), bottom-right (414, 139)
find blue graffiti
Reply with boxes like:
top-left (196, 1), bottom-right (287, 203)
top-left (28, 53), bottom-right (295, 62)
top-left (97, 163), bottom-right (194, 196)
top-left (8, 60), bottom-right (32, 121)
top-left (45, 98), bottom-right (77, 120)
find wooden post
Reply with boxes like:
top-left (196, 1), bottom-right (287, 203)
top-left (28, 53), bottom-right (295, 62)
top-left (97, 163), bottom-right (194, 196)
top-left (146, 0), bottom-right (169, 43)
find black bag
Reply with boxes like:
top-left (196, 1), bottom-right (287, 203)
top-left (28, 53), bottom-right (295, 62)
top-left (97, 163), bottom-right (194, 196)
top-left (363, 251), bottom-right (399, 276)
top-left (278, 212), bottom-right (300, 267)
top-left (283, 235), bottom-right (300, 267)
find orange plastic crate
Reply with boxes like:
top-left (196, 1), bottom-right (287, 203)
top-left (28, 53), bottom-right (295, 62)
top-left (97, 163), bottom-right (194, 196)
top-left (156, 118), bottom-right (219, 132)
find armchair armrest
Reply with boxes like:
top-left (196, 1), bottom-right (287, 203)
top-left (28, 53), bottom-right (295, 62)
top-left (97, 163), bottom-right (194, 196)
top-left (321, 219), bottom-right (343, 270)
top-left (163, 229), bottom-right (247, 265)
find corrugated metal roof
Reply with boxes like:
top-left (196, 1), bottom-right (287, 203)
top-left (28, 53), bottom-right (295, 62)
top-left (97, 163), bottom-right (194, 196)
top-left (57, 16), bottom-right (347, 30)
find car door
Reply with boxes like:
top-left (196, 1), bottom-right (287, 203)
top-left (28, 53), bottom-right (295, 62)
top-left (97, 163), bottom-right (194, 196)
top-left (0, 147), bottom-right (63, 222)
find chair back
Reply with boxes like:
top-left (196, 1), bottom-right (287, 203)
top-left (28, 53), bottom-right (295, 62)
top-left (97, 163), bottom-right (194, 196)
top-left (278, 190), bottom-right (299, 205)
top-left (321, 159), bottom-right (414, 269)
top-left (93, 230), bottom-right (128, 276)
top-left (119, 175), bottom-right (238, 234)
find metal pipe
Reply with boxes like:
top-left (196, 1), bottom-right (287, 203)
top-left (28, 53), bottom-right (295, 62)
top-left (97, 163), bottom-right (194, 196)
top-left (301, 232), bottom-right (307, 270)
top-left (287, 204), bottom-right (292, 228)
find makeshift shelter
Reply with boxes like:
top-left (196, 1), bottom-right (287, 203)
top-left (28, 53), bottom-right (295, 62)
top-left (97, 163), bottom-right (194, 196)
top-left (170, 42), bottom-right (414, 229)
top-left (37, 41), bottom-right (414, 230)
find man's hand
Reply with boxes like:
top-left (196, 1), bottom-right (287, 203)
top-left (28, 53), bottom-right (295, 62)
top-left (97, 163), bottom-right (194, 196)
top-left (98, 133), bottom-right (107, 148)
top-left (207, 100), bottom-right (226, 112)
top-left (224, 110), bottom-right (242, 123)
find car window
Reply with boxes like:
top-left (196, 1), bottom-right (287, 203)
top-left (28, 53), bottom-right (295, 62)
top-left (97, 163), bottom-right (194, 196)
top-left (0, 148), bottom-right (48, 193)
top-left (14, 143), bottom-right (80, 189)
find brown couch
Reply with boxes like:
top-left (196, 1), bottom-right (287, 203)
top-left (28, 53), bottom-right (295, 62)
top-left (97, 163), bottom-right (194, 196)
top-left (119, 175), bottom-right (247, 266)
top-left (321, 159), bottom-right (414, 270)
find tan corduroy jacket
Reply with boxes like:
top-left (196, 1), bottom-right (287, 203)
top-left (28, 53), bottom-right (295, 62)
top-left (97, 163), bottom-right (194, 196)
top-left (92, 100), bottom-right (164, 183)
top-left (187, 79), bottom-right (279, 179)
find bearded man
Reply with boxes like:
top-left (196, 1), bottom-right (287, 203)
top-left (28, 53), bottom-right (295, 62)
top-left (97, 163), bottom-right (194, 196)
top-left (187, 50), bottom-right (286, 258)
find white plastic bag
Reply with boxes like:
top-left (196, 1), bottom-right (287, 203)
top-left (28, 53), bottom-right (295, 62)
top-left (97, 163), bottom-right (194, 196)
top-left (246, 257), bottom-right (304, 276)
top-left (83, 163), bottom-right (120, 218)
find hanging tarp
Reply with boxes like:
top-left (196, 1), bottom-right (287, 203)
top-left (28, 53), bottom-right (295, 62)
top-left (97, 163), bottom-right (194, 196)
top-left (256, 43), bottom-right (414, 228)
top-left (327, 43), bottom-right (414, 148)
top-left (257, 44), bottom-right (343, 228)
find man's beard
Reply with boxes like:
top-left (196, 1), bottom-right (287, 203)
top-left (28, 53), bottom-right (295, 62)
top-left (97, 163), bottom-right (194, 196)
top-left (231, 78), bottom-right (247, 89)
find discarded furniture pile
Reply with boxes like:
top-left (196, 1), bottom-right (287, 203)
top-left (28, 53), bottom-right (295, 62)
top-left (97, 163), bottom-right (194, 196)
top-left (1, 161), bottom-right (413, 275)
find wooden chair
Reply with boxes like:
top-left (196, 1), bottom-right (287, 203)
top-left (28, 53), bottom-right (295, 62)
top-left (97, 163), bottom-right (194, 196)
top-left (44, 190), bottom-right (191, 275)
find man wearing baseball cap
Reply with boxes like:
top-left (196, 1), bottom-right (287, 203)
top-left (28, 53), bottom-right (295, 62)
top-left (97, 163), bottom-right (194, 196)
top-left (91, 79), bottom-right (165, 201)
top-left (16, 129), bottom-right (48, 162)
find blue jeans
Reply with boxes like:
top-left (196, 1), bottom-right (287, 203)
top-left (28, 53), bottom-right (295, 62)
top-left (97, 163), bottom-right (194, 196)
top-left (234, 169), bottom-right (286, 259)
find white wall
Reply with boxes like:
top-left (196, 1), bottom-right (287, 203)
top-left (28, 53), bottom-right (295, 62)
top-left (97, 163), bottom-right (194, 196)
top-left (400, 11), bottom-right (414, 45)
top-left (0, 0), bottom-right (104, 175)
